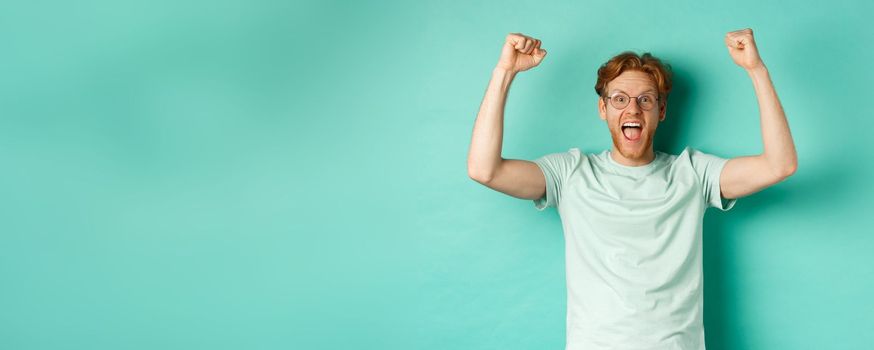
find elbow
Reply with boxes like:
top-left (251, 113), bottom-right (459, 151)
top-left (765, 153), bottom-right (798, 180)
top-left (775, 161), bottom-right (798, 179)
top-left (783, 164), bottom-right (798, 178)
top-left (783, 154), bottom-right (799, 178)
top-left (467, 157), bottom-right (502, 184)
top-left (468, 168), bottom-right (494, 184)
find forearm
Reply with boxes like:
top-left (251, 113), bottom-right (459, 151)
top-left (467, 67), bottom-right (516, 181)
top-left (747, 65), bottom-right (798, 176)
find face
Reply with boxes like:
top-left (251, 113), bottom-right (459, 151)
top-left (597, 70), bottom-right (667, 164)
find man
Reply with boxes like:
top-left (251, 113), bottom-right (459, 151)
top-left (466, 29), bottom-right (797, 349)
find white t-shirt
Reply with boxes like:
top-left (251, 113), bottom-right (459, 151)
top-left (533, 146), bottom-right (737, 350)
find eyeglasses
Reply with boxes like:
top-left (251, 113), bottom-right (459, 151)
top-left (603, 92), bottom-right (659, 111)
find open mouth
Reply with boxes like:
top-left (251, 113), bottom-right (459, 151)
top-left (621, 122), bottom-right (643, 142)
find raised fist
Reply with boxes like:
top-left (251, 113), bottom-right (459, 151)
top-left (496, 33), bottom-right (547, 73)
top-left (725, 28), bottom-right (764, 71)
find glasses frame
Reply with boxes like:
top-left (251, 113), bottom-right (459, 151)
top-left (603, 92), bottom-right (660, 111)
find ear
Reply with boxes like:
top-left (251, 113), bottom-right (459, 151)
top-left (598, 97), bottom-right (607, 121)
top-left (659, 101), bottom-right (667, 122)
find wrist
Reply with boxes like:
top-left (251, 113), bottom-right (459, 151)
top-left (746, 64), bottom-right (768, 77)
top-left (493, 66), bottom-right (518, 77)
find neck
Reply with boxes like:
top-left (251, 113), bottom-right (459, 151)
top-left (610, 146), bottom-right (656, 167)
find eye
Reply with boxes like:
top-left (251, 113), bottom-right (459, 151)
top-left (639, 95), bottom-right (653, 103)
top-left (614, 95), bottom-right (628, 103)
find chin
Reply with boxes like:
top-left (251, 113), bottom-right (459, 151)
top-left (611, 132), bottom-right (652, 160)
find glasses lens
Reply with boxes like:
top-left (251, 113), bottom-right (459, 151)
top-left (639, 94), bottom-right (655, 110)
top-left (611, 93), bottom-right (629, 109)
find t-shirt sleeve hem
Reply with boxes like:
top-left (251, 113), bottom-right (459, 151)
top-left (532, 159), bottom-right (553, 211)
top-left (712, 157), bottom-right (737, 212)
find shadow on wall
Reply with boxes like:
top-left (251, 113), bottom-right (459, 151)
top-left (653, 61), bottom-right (695, 155)
top-left (701, 157), bottom-right (854, 350)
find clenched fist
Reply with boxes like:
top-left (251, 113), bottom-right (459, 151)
top-left (725, 28), bottom-right (764, 71)
top-left (496, 33), bottom-right (547, 73)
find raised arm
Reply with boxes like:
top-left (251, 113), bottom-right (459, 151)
top-left (467, 33), bottom-right (549, 200)
top-left (719, 28), bottom-right (798, 200)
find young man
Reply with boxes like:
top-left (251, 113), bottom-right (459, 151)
top-left (467, 30), bottom-right (797, 349)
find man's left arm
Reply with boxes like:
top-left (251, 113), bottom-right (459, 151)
top-left (719, 28), bottom-right (798, 200)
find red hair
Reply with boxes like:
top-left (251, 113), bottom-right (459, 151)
top-left (594, 51), bottom-right (673, 104)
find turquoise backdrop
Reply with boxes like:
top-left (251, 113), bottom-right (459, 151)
top-left (2, 0), bottom-right (872, 349)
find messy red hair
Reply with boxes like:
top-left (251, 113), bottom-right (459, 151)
top-left (594, 51), bottom-right (673, 104)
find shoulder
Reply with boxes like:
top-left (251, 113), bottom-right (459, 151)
top-left (536, 147), bottom-right (584, 161)
top-left (675, 147), bottom-right (732, 181)
top-left (685, 146), bottom-right (730, 163)
top-left (533, 147), bottom-right (586, 173)
top-left (673, 146), bottom-right (728, 163)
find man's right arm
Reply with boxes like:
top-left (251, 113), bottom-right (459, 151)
top-left (467, 33), bottom-right (548, 200)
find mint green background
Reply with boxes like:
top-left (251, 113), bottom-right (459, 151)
top-left (2, 1), bottom-right (872, 349)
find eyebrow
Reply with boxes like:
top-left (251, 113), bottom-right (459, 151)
top-left (610, 88), bottom-right (657, 95)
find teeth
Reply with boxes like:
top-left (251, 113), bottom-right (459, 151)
top-left (622, 122), bottom-right (641, 127)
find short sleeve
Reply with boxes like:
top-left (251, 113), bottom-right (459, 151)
top-left (531, 148), bottom-right (581, 211)
top-left (688, 147), bottom-right (737, 211)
